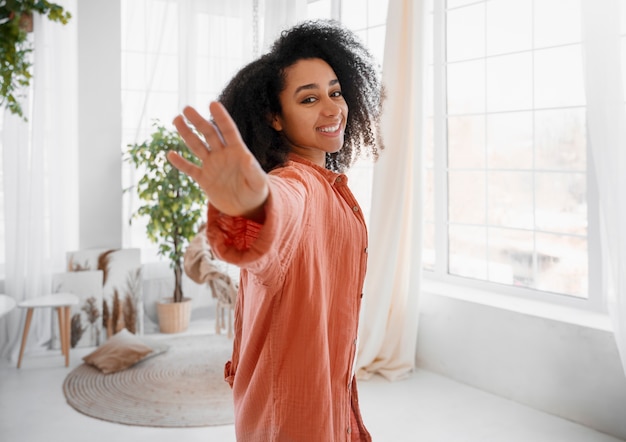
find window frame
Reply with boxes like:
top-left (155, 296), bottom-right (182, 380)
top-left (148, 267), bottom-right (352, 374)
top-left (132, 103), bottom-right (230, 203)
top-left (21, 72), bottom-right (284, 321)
top-left (427, 0), bottom-right (604, 314)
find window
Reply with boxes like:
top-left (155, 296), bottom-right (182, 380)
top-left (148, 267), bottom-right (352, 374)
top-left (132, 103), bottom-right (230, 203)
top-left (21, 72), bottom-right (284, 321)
top-left (121, 0), bottom-right (255, 261)
top-left (121, 0), bottom-right (386, 262)
top-left (426, 0), bottom-right (594, 306)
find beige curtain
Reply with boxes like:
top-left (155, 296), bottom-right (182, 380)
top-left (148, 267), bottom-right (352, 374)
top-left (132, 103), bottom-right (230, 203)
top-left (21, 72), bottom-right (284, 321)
top-left (356, 0), bottom-right (426, 381)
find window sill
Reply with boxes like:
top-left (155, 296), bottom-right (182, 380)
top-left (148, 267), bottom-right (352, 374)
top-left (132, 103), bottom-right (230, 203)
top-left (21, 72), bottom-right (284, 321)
top-left (421, 279), bottom-right (613, 333)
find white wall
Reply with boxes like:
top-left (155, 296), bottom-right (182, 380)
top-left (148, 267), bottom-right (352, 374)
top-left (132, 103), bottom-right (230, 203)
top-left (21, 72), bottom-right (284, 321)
top-left (77, 0), bottom-right (122, 250)
top-left (416, 289), bottom-right (626, 440)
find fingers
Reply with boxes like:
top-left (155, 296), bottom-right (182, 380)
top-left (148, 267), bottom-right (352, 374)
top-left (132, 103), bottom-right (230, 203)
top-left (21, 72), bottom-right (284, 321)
top-left (166, 151), bottom-right (202, 183)
top-left (208, 102), bottom-right (244, 148)
top-left (174, 101), bottom-right (247, 156)
top-left (173, 113), bottom-right (211, 161)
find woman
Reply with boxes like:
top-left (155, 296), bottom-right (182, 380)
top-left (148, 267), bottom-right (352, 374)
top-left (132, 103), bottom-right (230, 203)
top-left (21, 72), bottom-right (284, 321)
top-left (168, 20), bottom-right (384, 442)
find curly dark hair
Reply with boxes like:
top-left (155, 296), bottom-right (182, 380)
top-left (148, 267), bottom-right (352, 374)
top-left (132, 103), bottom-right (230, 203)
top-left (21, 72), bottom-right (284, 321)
top-left (218, 19), bottom-right (384, 173)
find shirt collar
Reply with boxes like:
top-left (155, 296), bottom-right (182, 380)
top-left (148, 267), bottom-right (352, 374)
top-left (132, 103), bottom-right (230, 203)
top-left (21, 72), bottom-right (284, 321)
top-left (287, 153), bottom-right (343, 185)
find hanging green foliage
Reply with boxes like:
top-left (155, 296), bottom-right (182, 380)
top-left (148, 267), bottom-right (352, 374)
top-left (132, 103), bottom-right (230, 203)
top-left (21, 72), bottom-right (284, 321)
top-left (125, 122), bottom-right (206, 302)
top-left (0, 0), bottom-right (72, 119)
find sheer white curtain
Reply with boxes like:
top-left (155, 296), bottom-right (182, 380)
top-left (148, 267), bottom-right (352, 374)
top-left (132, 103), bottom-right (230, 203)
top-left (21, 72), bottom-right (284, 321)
top-left (582, 0), bottom-right (626, 376)
top-left (356, 0), bottom-right (426, 381)
top-left (260, 0), bottom-right (307, 52)
top-left (122, 0), bottom-right (259, 325)
top-left (0, 3), bottom-right (78, 362)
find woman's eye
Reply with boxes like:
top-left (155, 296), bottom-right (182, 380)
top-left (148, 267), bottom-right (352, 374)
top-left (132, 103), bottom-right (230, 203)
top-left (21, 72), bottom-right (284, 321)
top-left (331, 90), bottom-right (343, 97)
top-left (301, 97), bottom-right (317, 104)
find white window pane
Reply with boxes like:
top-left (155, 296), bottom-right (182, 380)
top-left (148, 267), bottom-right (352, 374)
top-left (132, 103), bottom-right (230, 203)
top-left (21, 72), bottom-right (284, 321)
top-left (368, 0), bottom-right (389, 26)
top-left (449, 225), bottom-right (488, 280)
top-left (424, 169), bottom-right (435, 223)
top-left (447, 0), bottom-right (482, 9)
top-left (487, 227), bottom-right (534, 286)
top-left (486, 0), bottom-right (532, 55)
top-left (122, 91), bottom-right (148, 131)
top-left (622, 0), bottom-right (626, 33)
top-left (487, 112), bottom-right (533, 169)
top-left (535, 172), bottom-right (587, 235)
top-left (535, 233), bottom-right (587, 298)
top-left (122, 1), bottom-right (148, 52)
top-left (151, 54), bottom-right (179, 92)
top-left (207, 16), bottom-right (244, 57)
top-left (535, 108), bottom-right (586, 171)
top-left (449, 171), bottom-right (486, 224)
top-left (487, 171), bottom-right (534, 229)
top-left (487, 52), bottom-right (533, 112)
top-left (122, 53), bottom-right (147, 90)
top-left (423, 222), bottom-right (436, 271)
top-left (448, 116), bottom-right (485, 169)
top-left (534, 0), bottom-right (582, 48)
top-left (342, 0), bottom-right (368, 30)
top-left (196, 57), bottom-right (240, 96)
top-left (196, 16), bottom-right (211, 56)
top-left (195, 57), bottom-right (211, 93)
top-left (145, 92), bottom-right (179, 125)
top-left (200, 58), bottom-right (242, 97)
top-left (446, 3), bottom-right (485, 62)
top-left (307, 0), bottom-right (332, 19)
top-left (534, 45), bottom-right (585, 108)
top-left (192, 93), bottom-right (214, 111)
top-left (354, 29), bottom-right (367, 46)
top-left (447, 60), bottom-right (485, 114)
top-left (367, 25), bottom-right (386, 65)
top-left (146, 1), bottom-right (179, 53)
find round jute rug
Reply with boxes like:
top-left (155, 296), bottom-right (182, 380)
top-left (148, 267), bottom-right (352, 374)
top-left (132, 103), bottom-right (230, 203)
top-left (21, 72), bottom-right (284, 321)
top-left (63, 333), bottom-right (234, 427)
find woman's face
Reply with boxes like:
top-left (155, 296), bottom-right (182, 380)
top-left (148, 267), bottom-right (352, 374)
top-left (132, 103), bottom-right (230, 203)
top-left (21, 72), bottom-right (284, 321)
top-left (271, 58), bottom-right (349, 166)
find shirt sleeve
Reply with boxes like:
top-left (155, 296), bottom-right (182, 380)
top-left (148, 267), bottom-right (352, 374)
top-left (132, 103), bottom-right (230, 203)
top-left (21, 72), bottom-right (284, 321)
top-left (205, 169), bottom-right (309, 283)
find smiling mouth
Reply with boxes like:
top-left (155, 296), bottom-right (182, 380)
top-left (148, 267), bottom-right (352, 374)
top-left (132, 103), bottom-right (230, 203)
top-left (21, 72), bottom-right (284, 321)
top-left (317, 124), bottom-right (341, 133)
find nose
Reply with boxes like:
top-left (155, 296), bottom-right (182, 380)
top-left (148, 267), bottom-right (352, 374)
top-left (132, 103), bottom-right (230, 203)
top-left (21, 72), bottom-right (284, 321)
top-left (321, 96), bottom-right (342, 117)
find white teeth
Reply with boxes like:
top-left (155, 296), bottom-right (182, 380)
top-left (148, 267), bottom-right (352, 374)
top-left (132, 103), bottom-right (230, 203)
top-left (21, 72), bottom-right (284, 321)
top-left (319, 125), bottom-right (339, 133)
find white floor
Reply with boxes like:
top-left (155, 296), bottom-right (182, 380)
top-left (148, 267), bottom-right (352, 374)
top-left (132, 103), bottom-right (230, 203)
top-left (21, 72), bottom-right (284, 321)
top-left (1, 319), bottom-right (624, 442)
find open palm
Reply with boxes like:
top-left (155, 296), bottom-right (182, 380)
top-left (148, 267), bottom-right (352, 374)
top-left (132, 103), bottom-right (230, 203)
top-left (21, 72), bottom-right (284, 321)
top-left (167, 102), bottom-right (269, 221)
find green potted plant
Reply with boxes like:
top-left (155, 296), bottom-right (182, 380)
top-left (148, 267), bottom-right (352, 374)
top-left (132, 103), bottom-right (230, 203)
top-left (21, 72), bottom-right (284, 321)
top-left (125, 122), bottom-right (205, 333)
top-left (0, 0), bottom-right (71, 119)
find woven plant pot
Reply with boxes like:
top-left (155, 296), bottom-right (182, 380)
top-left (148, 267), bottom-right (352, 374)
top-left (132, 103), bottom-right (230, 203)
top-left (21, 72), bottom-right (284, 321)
top-left (157, 297), bottom-right (192, 333)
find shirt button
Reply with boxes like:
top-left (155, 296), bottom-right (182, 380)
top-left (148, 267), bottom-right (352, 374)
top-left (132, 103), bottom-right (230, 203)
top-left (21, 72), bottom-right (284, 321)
top-left (352, 206), bottom-right (359, 212)
top-left (336, 177), bottom-right (342, 183)
top-left (364, 247), bottom-right (368, 254)
top-left (347, 427), bottom-right (352, 434)
top-left (360, 292), bottom-right (363, 298)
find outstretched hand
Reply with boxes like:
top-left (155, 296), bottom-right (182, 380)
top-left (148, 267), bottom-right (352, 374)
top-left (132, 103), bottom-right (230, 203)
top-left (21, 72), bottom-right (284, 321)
top-left (167, 102), bottom-right (269, 222)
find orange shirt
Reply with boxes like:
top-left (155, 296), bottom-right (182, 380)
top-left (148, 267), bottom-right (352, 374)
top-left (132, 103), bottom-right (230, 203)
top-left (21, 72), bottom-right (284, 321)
top-left (207, 155), bottom-right (372, 441)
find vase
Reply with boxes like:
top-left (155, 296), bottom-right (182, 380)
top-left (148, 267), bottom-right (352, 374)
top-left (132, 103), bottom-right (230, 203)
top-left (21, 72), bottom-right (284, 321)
top-left (156, 297), bottom-right (192, 333)
top-left (19, 12), bottom-right (34, 33)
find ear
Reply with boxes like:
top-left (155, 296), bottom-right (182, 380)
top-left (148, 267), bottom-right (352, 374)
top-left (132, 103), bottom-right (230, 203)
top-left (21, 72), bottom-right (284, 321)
top-left (270, 114), bottom-right (283, 132)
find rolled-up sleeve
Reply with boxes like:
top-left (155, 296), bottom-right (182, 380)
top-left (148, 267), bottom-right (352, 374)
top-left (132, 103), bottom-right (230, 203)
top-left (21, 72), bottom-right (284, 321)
top-left (206, 171), bottom-right (309, 283)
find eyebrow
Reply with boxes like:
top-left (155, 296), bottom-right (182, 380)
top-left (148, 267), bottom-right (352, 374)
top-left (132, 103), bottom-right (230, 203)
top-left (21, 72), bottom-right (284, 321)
top-left (293, 79), bottom-right (340, 96)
